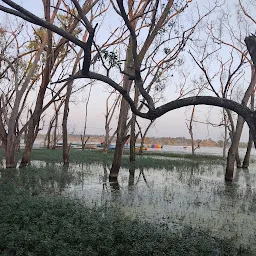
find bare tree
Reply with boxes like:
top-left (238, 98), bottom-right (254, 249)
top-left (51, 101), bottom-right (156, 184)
top-left (0, 23), bottom-right (43, 167)
top-left (110, 0), bottom-right (205, 174)
top-left (189, 3), bottom-right (256, 178)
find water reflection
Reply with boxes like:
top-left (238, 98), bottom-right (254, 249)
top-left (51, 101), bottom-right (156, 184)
top-left (136, 167), bottom-right (149, 187)
top-left (0, 163), bottom-right (74, 196)
top-left (128, 166), bottom-right (135, 189)
top-left (1, 160), bottom-right (256, 251)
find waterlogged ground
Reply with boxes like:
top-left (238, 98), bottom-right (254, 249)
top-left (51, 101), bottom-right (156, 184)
top-left (24, 157), bottom-right (256, 252)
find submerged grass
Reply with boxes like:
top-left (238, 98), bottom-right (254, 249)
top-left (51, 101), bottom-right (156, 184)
top-left (140, 150), bottom-right (225, 162)
top-left (0, 175), bottom-right (252, 256)
top-left (0, 148), bottom-right (225, 170)
top-left (27, 148), bottom-right (224, 170)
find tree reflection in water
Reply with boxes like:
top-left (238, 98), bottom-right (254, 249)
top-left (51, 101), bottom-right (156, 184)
top-left (128, 165), bottom-right (135, 189)
top-left (135, 167), bottom-right (149, 188)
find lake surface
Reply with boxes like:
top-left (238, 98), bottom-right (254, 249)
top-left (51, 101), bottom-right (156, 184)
top-left (147, 145), bottom-right (256, 158)
top-left (25, 158), bottom-right (256, 252)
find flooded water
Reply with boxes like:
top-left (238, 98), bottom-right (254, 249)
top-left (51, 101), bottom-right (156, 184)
top-left (19, 158), bottom-right (256, 251)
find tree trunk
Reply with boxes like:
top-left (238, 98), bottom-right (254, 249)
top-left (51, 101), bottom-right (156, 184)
top-left (242, 92), bottom-right (254, 168)
top-left (110, 40), bottom-right (133, 180)
top-left (5, 149), bottom-right (16, 168)
top-left (187, 106), bottom-right (196, 155)
top-left (109, 76), bottom-right (132, 180)
top-left (226, 109), bottom-right (241, 166)
top-left (45, 119), bottom-right (54, 149)
top-left (222, 109), bottom-right (229, 158)
top-left (20, 120), bottom-right (38, 167)
top-left (130, 115), bottom-right (136, 162)
top-left (236, 151), bottom-right (242, 168)
top-left (243, 132), bottom-right (253, 168)
top-left (110, 135), bottom-right (124, 180)
top-left (189, 129), bottom-right (195, 155)
top-left (81, 84), bottom-right (92, 150)
top-left (223, 124), bottom-right (228, 158)
top-left (130, 86), bottom-right (139, 162)
top-left (52, 110), bottom-right (60, 149)
top-left (62, 83), bottom-right (72, 165)
top-left (5, 138), bottom-right (17, 168)
top-left (103, 123), bottom-right (110, 152)
top-left (225, 116), bottom-right (244, 181)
